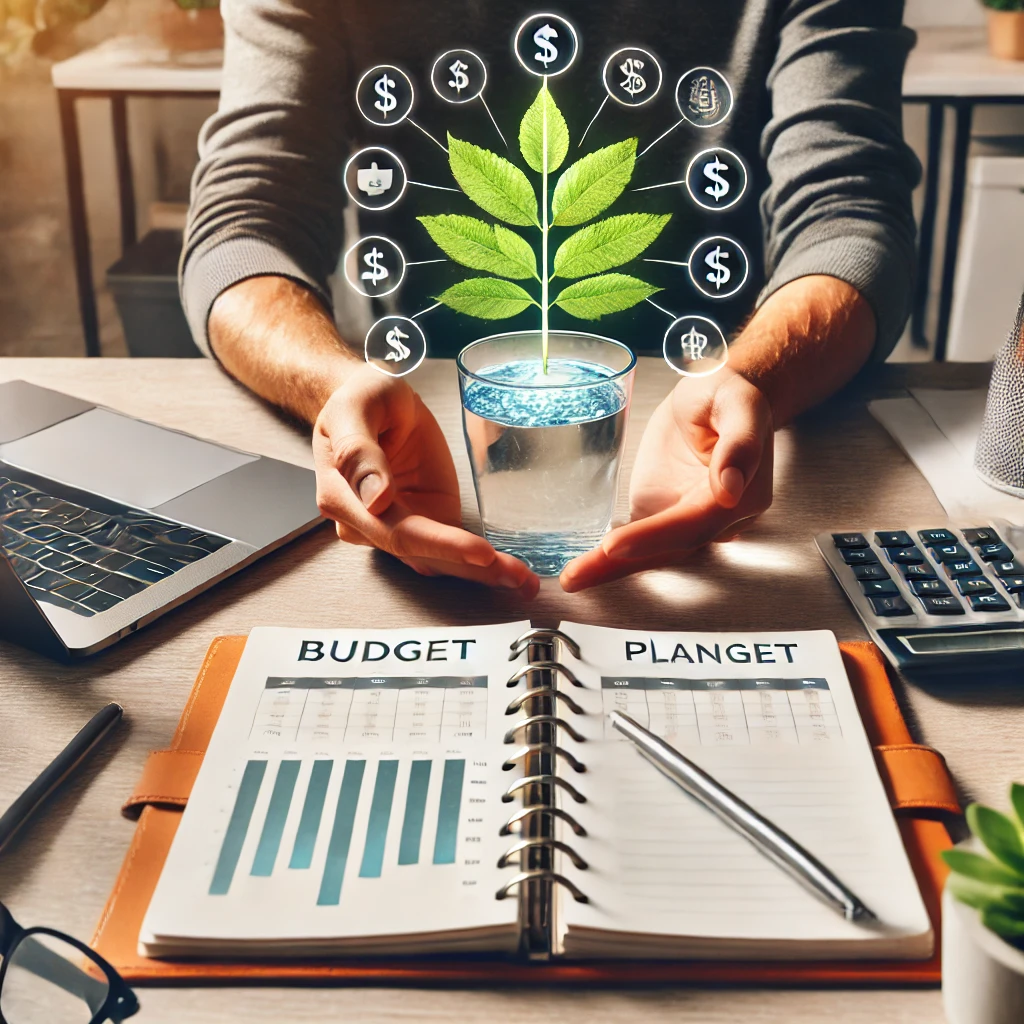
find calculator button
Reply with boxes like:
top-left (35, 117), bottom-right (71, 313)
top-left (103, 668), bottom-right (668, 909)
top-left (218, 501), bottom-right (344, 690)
top-left (998, 576), bottom-right (1024, 593)
top-left (841, 548), bottom-right (878, 566)
top-left (919, 596), bottom-right (965, 616)
top-left (963, 527), bottom-right (1001, 546)
top-left (967, 593), bottom-right (1011, 612)
top-left (932, 543), bottom-right (972, 563)
top-left (860, 580), bottom-right (899, 597)
top-left (910, 579), bottom-right (951, 596)
top-left (888, 546), bottom-right (925, 565)
top-left (957, 578), bottom-right (995, 596)
top-left (918, 528), bottom-right (957, 545)
top-left (901, 564), bottom-right (937, 580)
top-left (993, 560), bottom-right (1024, 577)
top-left (943, 560), bottom-right (984, 579)
top-left (874, 530), bottom-right (912, 548)
top-left (832, 532), bottom-right (868, 549)
top-left (868, 595), bottom-right (912, 617)
top-left (852, 564), bottom-right (890, 581)
top-left (979, 543), bottom-right (1014, 563)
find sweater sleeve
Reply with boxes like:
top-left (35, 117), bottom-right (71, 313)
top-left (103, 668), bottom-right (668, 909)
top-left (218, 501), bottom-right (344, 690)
top-left (758, 0), bottom-right (921, 359)
top-left (179, 0), bottom-right (352, 357)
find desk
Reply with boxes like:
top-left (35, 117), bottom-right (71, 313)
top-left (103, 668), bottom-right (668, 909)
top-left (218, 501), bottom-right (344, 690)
top-left (0, 357), bottom-right (1019, 1023)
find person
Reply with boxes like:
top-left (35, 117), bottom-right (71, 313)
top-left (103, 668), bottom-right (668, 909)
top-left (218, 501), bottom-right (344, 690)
top-left (181, 0), bottom-right (920, 598)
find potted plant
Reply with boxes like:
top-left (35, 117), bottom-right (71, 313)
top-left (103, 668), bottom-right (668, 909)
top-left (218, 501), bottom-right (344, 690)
top-left (941, 784), bottom-right (1024, 1024)
top-left (984, 1), bottom-right (1024, 61)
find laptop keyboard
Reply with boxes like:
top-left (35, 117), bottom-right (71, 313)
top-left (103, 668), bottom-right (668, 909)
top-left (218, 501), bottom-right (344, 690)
top-left (0, 471), bottom-right (230, 618)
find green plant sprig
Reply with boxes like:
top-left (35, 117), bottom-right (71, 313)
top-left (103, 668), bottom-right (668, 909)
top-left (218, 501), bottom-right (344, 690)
top-left (418, 82), bottom-right (668, 372)
top-left (942, 783), bottom-right (1024, 948)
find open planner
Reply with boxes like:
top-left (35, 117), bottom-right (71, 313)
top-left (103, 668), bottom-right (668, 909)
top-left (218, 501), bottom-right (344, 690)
top-left (140, 621), bottom-right (933, 961)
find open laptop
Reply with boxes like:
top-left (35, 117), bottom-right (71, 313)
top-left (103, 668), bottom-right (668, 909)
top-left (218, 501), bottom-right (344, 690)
top-left (0, 380), bottom-right (322, 659)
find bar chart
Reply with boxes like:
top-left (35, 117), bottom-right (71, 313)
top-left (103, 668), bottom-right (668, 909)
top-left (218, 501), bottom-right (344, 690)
top-left (208, 755), bottom-right (471, 904)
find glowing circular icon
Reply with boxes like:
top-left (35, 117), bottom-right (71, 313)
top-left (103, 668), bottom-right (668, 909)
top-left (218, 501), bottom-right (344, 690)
top-left (343, 147), bottom-right (407, 212)
top-left (685, 147), bottom-right (747, 212)
top-left (344, 236), bottom-right (406, 299)
top-left (675, 66), bottom-right (734, 128)
top-left (356, 64), bottom-right (415, 127)
top-left (431, 49), bottom-right (487, 104)
top-left (663, 315), bottom-right (729, 377)
top-left (514, 13), bottom-right (579, 78)
top-left (602, 47), bottom-right (662, 107)
top-left (365, 316), bottom-right (427, 378)
top-left (687, 235), bottom-right (749, 300)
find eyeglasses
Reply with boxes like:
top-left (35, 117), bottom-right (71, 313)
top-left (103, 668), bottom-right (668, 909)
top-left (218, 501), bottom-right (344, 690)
top-left (0, 901), bottom-right (139, 1023)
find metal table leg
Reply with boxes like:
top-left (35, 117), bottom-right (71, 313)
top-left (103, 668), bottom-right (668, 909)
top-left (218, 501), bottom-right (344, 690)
top-left (911, 101), bottom-right (944, 349)
top-left (57, 90), bottom-right (101, 358)
top-left (111, 95), bottom-right (137, 252)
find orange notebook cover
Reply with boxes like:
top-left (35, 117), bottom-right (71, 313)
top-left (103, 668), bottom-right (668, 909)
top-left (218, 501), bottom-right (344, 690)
top-left (92, 636), bottom-right (959, 986)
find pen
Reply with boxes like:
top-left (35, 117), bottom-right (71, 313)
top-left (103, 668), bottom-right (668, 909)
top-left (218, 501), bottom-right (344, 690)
top-left (0, 702), bottom-right (123, 854)
top-left (608, 710), bottom-right (876, 923)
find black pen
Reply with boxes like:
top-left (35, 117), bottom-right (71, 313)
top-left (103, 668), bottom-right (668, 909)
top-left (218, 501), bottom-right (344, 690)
top-left (0, 703), bottom-right (123, 854)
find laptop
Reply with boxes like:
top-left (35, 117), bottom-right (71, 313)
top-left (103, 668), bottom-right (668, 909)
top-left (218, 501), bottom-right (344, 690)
top-left (0, 380), bottom-right (323, 659)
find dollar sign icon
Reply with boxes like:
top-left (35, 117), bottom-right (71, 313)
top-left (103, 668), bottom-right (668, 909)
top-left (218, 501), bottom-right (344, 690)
top-left (361, 247), bottom-right (389, 289)
top-left (704, 245), bottom-right (731, 291)
top-left (703, 155), bottom-right (730, 203)
top-left (385, 325), bottom-right (411, 362)
top-left (619, 58), bottom-right (646, 97)
top-left (680, 326), bottom-right (708, 362)
top-left (448, 59), bottom-right (469, 95)
top-left (373, 73), bottom-right (396, 118)
top-left (533, 24), bottom-right (559, 67)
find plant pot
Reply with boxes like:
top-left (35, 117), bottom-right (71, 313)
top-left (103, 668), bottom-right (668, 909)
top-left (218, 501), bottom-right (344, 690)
top-left (457, 331), bottom-right (636, 576)
top-left (987, 11), bottom-right (1024, 62)
top-left (943, 886), bottom-right (1024, 1024)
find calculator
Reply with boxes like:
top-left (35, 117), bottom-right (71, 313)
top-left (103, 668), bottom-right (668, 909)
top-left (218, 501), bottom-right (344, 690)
top-left (816, 522), bottom-right (1024, 675)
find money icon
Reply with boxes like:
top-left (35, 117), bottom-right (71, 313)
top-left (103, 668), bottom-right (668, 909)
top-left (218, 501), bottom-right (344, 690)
top-left (688, 74), bottom-right (720, 121)
top-left (619, 57), bottom-right (646, 97)
top-left (356, 161), bottom-right (393, 197)
top-left (373, 73), bottom-right (396, 118)
top-left (448, 59), bottom-right (469, 94)
top-left (704, 245), bottom-right (731, 291)
top-left (385, 325), bottom-right (411, 362)
top-left (361, 247), bottom-right (389, 288)
top-left (680, 326), bottom-right (708, 362)
top-left (533, 24), bottom-right (559, 67)
top-left (703, 155), bottom-right (730, 202)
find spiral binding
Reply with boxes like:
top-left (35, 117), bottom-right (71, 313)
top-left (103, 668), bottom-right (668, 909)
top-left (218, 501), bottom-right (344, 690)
top-left (495, 627), bottom-right (590, 957)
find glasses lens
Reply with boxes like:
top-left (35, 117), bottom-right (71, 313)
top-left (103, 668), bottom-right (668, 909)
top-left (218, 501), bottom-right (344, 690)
top-left (1, 931), bottom-right (109, 1023)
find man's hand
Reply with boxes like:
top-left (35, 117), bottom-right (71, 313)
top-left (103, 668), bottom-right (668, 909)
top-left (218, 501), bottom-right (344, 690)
top-left (313, 366), bottom-right (539, 596)
top-left (560, 369), bottom-right (773, 591)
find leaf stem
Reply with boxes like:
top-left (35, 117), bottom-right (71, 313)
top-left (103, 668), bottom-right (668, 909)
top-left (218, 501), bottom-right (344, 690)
top-left (541, 76), bottom-right (549, 374)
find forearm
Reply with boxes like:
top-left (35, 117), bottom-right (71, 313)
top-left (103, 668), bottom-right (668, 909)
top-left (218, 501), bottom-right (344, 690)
top-left (726, 274), bottom-right (876, 427)
top-left (208, 276), bottom-right (362, 425)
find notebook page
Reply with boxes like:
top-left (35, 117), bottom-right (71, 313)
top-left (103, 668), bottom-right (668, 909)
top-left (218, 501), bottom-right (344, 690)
top-left (141, 623), bottom-right (529, 955)
top-left (553, 624), bottom-right (932, 958)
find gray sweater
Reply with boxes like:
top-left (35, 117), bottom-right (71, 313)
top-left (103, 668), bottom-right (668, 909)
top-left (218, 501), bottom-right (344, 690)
top-left (182, 0), bottom-right (920, 360)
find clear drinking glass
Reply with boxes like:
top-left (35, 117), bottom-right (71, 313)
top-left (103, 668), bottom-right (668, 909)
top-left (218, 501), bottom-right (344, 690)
top-left (457, 330), bottom-right (636, 576)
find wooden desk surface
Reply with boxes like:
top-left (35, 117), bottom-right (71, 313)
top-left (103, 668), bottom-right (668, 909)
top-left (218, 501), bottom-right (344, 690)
top-left (0, 357), bottom-right (1018, 1023)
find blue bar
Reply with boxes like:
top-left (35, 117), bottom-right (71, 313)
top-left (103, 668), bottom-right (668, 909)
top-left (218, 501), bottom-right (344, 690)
top-left (251, 760), bottom-right (300, 876)
top-left (209, 760), bottom-right (266, 896)
top-left (398, 760), bottom-right (432, 866)
top-left (317, 760), bottom-right (366, 906)
top-left (289, 760), bottom-right (333, 869)
top-left (432, 759), bottom-right (465, 865)
top-left (358, 760), bottom-right (398, 878)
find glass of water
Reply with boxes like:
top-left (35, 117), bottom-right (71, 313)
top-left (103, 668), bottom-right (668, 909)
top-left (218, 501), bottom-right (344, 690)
top-left (457, 330), bottom-right (636, 576)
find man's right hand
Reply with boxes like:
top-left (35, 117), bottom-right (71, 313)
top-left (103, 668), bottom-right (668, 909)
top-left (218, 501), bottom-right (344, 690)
top-left (313, 365), bottom-right (540, 598)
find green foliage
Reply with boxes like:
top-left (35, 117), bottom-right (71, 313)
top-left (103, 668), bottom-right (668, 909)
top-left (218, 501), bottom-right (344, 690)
top-left (943, 784), bottom-right (1024, 948)
top-left (983, 1), bottom-right (1024, 12)
top-left (427, 87), bottom-right (666, 328)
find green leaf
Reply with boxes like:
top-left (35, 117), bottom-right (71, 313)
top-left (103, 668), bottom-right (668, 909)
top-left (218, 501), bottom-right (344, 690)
top-left (948, 876), bottom-right (1024, 914)
top-left (448, 135), bottom-right (539, 227)
top-left (417, 215), bottom-right (536, 279)
top-left (969, 804), bottom-right (1024, 874)
top-left (1010, 783), bottom-right (1024, 830)
top-left (553, 213), bottom-right (671, 279)
top-left (436, 278), bottom-right (537, 319)
top-left (943, 849), bottom-right (1024, 888)
top-left (982, 906), bottom-right (1024, 940)
top-left (519, 84), bottom-right (569, 174)
top-left (551, 139), bottom-right (638, 227)
top-left (553, 273), bottom-right (659, 320)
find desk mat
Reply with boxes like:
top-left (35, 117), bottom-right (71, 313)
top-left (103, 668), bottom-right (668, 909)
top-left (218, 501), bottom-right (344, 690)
top-left (91, 636), bottom-right (958, 986)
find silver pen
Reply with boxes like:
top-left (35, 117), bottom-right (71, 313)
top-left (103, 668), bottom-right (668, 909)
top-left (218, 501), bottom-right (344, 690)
top-left (609, 710), bottom-right (876, 923)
